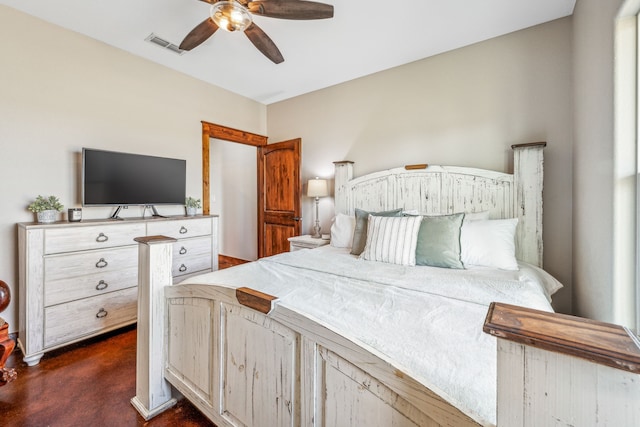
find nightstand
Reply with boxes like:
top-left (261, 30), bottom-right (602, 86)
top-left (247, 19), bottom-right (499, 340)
top-left (288, 235), bottom-right (330, 251)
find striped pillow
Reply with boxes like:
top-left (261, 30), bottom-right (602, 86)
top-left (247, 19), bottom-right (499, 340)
top-left (361, 215), bottom-right (422, 266)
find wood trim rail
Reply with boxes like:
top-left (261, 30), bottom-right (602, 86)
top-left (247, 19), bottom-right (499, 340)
top-left (511, 141), bottom-right (547, 149)
top-left (483, 302), bottom-right (640, 374)
top-left (202, 122), bottom-right (268, 147)
top-left (236, 287), bottom-right (278, 314)
top-left (133, 235), bottom-right (178, 245)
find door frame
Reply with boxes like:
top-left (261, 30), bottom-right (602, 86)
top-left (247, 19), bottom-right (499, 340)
top-left (201, 121), bottom-right (267, 216)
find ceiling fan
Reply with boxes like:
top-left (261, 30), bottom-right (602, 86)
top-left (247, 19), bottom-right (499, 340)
top-left (179, 0), bottom-right (334, 64)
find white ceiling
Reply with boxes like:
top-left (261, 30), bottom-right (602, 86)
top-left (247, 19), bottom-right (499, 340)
top-left (1, 0), bottom-right (575, 105)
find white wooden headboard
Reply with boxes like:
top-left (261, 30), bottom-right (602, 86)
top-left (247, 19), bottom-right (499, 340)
top-left (334, 142), bottom-right (545, 267)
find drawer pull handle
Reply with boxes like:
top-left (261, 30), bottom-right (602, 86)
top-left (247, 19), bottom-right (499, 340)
top-left (179, 226), bottom-right (188, 234)
top-left (179, 246), bottom-right (187, 255)
top-left (179, 264), bottom-right (187, 272)
top-left (96, 308), bottom-right (108, 319)
top-left (95, 258), bottom-right (108, 268)
top-left (96, 233), bottom-right (109, 243)
top-left (95, 280), bottom-right (108, 291)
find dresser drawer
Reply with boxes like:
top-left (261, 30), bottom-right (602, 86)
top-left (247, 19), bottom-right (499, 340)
top-left (45, 267), bottom-right (137, 307)
top-left (173, 236), bottom-right (212, 261)
top-left (44, 287), bottom-right (137, 348)
top-left (173, 248), bottom-right (213, 277)
top-left (44, 223), bottom-right (145, 254)
top-left (147, 218), bottom-right (212, 239)
top-left (45, 246), bottom-right (138, 282)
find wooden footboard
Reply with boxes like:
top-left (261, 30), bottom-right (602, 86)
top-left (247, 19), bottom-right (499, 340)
top-left (132, 237), bottom-right (482, 427)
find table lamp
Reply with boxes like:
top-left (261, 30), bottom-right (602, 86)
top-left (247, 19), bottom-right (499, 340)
top-left (307, 177), bottom-right (329, 238)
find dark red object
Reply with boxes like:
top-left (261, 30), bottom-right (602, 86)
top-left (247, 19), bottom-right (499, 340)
top-left (0, 280), bottom-right (10, 312)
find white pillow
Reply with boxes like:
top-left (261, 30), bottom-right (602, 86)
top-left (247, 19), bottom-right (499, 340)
top-left (461, 218), bottom-right (518, 270)
top-left (360, 215), bottom-right (422, 266)
top-left (330, 213), bottom-right (356, 248)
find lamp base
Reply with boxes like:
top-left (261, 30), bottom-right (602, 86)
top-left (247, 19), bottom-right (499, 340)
top-left (311, 224), bottom-right (322, 239)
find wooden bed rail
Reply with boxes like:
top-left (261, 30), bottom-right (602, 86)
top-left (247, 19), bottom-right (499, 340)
top-left (484, 302), bottom-right (640, 373)
top-left (484, 302), bottom-right (640, 425)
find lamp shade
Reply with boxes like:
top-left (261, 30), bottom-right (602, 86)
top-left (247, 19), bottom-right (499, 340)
top-left (307, 178), bottom-right (329, 198)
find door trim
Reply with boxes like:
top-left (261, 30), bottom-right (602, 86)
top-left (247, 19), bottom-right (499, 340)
top-left (201, 121), bottom-right (267, 215)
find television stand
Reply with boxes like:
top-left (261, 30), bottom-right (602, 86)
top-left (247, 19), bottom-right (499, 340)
top-left (145, 205), bottom-right (167, 219)
top-left (109, 206), bottom-right (168, 220)
top-left (110, 206), bottom-right (127, 220)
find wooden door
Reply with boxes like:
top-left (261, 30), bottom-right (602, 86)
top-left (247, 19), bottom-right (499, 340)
top-left (257, 139), bottom-right (302, 258)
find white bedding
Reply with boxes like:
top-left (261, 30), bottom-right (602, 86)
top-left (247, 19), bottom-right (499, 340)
top-left (185, 245), bottom-right (561, 426)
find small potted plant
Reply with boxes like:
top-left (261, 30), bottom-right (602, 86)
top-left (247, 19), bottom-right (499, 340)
top-left (185, 197), bottom-right (201, 216)
top-left (27, 195), bottom-right (64, 223)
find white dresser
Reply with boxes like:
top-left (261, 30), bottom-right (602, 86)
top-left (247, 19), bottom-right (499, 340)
top-left (18, 215), bottom-right (218, 366)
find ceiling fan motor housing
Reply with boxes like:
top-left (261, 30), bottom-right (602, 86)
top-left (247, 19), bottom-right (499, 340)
top-left (210, 1), bottom-right (253, 32)
top-left (181, 0), bottom-right (335, 64)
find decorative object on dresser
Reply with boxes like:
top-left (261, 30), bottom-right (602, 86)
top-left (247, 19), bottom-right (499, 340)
top-left (307, 177), bottom-right (329, 238)
top-left (0, 280), bottom-right (17, 386)
top-left (67, 208), bottom-right (82, 222)
top-left (17, 215), bottom-right (219, 366)
top-left (184, 197), bottom-right (201, 216)
top-left (287, 234), bottom-right (330, 251)
top-left (27, 195), bottom-right (64, 224)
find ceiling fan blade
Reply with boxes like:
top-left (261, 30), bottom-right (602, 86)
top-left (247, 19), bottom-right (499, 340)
top-left (179, 18), bottom-right (219, 51)
top-left (244, 23), bottom-right (284, 64)
top-left (247, 0), bottom-right (334, 20)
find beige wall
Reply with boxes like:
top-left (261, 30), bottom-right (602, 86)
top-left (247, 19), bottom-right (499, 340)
top-left (572, 0), bottom-right (624, 323)
top-left (0, 6), bottom-right (267, 332)
top-left (267, 18), bottom-right (574, 313)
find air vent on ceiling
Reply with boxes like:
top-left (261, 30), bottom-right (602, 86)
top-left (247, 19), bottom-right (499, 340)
top-left (145, 33), bottom-right (185, 55)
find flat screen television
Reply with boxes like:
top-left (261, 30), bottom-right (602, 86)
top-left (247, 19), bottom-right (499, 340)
top-left (82, 148), bottom-right (186, 208)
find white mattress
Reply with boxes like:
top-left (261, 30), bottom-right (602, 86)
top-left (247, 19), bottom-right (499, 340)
top-left (185, 245), bottom-right (561, 426)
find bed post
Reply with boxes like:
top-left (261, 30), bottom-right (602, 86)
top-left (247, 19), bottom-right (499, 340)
top-left (334, 160), bottom-right (354, 215)
top-left (512, 142), bottom-right (546, 268)
top-left (131, 235), bottom-right (178, 420)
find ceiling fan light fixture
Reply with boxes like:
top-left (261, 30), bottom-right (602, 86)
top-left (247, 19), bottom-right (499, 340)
top-left (210, 1), bottom-right (252, 32)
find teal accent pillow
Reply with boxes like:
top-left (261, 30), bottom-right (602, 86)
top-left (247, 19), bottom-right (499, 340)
top-left (350, 208), bottom-right (403, 255)
top-left (415, 213), bottom-right (465, 269)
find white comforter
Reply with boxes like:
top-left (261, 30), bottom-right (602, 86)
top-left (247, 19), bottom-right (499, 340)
top-left (185, 246), bottom-right (561, 426)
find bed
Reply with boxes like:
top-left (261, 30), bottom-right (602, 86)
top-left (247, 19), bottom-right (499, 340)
top-left (131, 142), bottom-right (560, 427)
